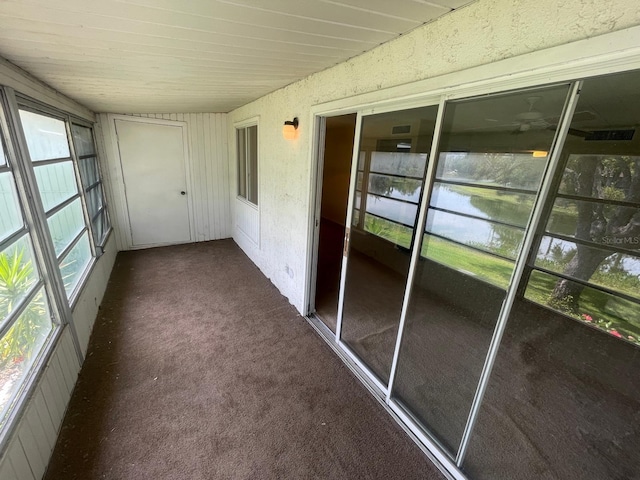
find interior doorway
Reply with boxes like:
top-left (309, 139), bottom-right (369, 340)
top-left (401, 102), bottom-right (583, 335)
top-left (313, 113), bottom-right (357, 332)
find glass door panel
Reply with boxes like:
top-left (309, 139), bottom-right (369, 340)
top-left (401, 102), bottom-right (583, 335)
top-left (464, 70), bottom-right (640, 479)
top-left (391, 85), bottom-right (571, 456)
top-left (340, 105), bottom-right (438, 385)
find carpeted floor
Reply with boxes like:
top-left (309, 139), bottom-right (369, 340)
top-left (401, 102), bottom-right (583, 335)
top-left (44, 239), bottom-right (445, 480)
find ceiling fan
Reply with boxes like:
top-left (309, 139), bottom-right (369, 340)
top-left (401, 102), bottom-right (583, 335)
top-left (470, 96), bottom-right (594, 137)
top-left (511, 96), bottom-right (548, 132)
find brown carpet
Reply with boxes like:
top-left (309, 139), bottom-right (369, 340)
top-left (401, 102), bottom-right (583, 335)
top-left (44, 239), bottom-right (444, 480)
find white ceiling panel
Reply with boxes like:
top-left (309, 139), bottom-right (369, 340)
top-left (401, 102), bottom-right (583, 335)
top-left (0, 0), bottom-right (475, 113)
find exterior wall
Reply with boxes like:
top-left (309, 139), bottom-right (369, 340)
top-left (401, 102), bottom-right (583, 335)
top-left (97, 113), bottom-right (230, 251)
top-left (227, 0), bottom-right (640, 313)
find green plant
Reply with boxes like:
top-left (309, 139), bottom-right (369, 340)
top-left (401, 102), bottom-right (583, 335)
top-left (0, 248), bottom-right (47, 367)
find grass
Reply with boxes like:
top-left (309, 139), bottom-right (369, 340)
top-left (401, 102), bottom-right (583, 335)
top-left (360, 216), bottom-right (640, 345)
top-left (421, 235), bottom-right (514, 288)
top-left (525, 271), bottom-right (640, 343)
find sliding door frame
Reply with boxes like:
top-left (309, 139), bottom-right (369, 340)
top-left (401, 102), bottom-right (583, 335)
top-left (304, 34), bottom-right (640, 480)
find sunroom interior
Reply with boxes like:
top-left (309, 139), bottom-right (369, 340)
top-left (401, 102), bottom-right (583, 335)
top-left (0, 1), bottom-right (639, 479)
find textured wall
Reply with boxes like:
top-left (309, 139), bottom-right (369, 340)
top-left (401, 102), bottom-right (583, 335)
top-left (227, 0), bottom-right (640, 313)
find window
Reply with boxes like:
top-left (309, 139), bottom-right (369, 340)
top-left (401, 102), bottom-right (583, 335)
top-left (19, 109), bottom-right (93, 300)
top-left (71, 123), bottom-right (111, 248)
top-left (0, 91), bottom-right (111, 444)
top-left (0, 112), bottom-right (55, 430)
top-left (236, 124), bottom-right (258, 204)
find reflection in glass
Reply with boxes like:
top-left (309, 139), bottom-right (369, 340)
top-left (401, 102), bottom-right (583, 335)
top-left (536, 236), bottom-right (640, 300)
top-left (19, 110), bottom-right (70, 161)
top-left (92, 213), bottom-right (108, 246)
top-left (78, 156), bottom-right (99, 190)
top-left (421, 234), bottom-right (514, 288)
top-left (71, 124), bottom-right (95, 157)
top-left (365, 195), bottom-right (417, 226)
top-left (368, 173), bottom-right (422, 202)
top-left (426, 209), bottom-right (524, 259)
top-left (86, 185), bottom-right (103, 214)
top-left (364, 214), bottom-right (413, 249)
top-left (0, 171), bottom-right (24, 242)
top-left (392, 84), bottom-right (569, 456)
top-left (34, 162), bottom-right (78, 212)
top-left (464, 296), bottom-right (640, 479)
top-left (464, 69), bottom-right (640, 480)
top-left (60, 232), bottom-right (92, 298)
top-left (341, 105), bottom-right (438, 384)
top-left (435, 152), bottom-right (547, 191)
top-left (431, 183), bottom-right (535, 227)
top-left (47, 199), bottom-right (85, 257)
top-left (370, 152), bottom-right (427, 177)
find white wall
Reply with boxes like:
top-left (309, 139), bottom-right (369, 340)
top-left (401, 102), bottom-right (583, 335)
top-left (97, 113), bottom-right (230, 251)
top-left (227, 0), bottom-right (640, 313)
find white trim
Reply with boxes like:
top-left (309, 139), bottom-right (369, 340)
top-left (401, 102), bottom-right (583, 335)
top-left (334, 111), bottom-right (363, 343)
top-left (232, 116), bottom-right (260, 246)
top-left (386, 97), bottom-right (446, 403)
top-left (303, 114), bottom-right (326, 315)
top-left (388, 400), bottom-right (467, 480)
top-left (233, 117), bottom-right (259, 206)
top-left (233, 115), bottom-right (260, 130)
top-left (107, 114), bottom-right (194, 249)
top-left (337, 340), bottom-right (389, 395)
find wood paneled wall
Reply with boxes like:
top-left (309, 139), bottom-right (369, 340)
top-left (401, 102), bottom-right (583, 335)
top-left (0, 235), bottom-right (117, 480)
top-left (97, 113), bottom-right (231, 250)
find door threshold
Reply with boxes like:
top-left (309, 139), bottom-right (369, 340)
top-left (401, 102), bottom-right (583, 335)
top-left (304, 313), bottom-right (461, 480)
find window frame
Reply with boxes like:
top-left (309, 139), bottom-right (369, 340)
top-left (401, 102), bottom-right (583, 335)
top-left (235, 121), bottom-right (259, 206)
top-left (15, 97), bottom-right (111, 305)
top-left (0, 88), bottom-right (66, 448)
top-left (0, 87), bottom-right (113, 449)
top-left (70, 120), bottom-right (112, 252)
top-left (16, 101), bottom-right (95, 303)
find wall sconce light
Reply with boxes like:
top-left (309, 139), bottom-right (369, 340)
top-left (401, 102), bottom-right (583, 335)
top-left (283, 117), bottom-right (299, 140)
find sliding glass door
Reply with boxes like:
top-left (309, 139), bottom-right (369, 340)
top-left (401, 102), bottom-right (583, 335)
top-left (390, 85), bottom-right (570, 456)
top-left (338, 105), bottom-right (438, 386)
top-left (317, 68), bottom-right (640, 479)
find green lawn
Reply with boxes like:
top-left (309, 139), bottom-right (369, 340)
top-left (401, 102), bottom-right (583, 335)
top-left (360, 215), bottom-right (640, 346)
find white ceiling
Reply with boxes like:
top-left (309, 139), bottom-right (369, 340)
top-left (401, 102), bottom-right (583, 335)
top-left (0, 0), bottom-right (474, 114)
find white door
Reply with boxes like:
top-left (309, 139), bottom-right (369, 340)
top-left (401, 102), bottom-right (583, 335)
top-left (115, 119), bottom-right (192, 247)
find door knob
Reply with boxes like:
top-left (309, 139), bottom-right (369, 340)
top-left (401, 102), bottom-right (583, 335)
top-left (180, 191), bottom-right (186, 195)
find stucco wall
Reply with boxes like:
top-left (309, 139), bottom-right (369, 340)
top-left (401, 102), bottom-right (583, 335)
top-left (228, 0), bottom-right (640, 313)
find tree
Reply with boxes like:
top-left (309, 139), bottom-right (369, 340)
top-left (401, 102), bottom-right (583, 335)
top-left (549, 155), bottom-right (640, 311)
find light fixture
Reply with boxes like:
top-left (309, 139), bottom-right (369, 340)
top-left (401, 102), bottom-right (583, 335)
top-left (283, 117), bottom-right (299, 140)
top-left (532, 150), bottom-right (548, 158)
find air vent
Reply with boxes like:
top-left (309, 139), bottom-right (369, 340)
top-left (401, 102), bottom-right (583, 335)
top-left (584, 129), bottom-right (635, 141)
top-left (392, 125), bottom-right (411, 135)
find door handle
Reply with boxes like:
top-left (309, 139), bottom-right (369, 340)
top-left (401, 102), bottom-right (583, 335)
top-left (180, 191), bottom-right (186, 195)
